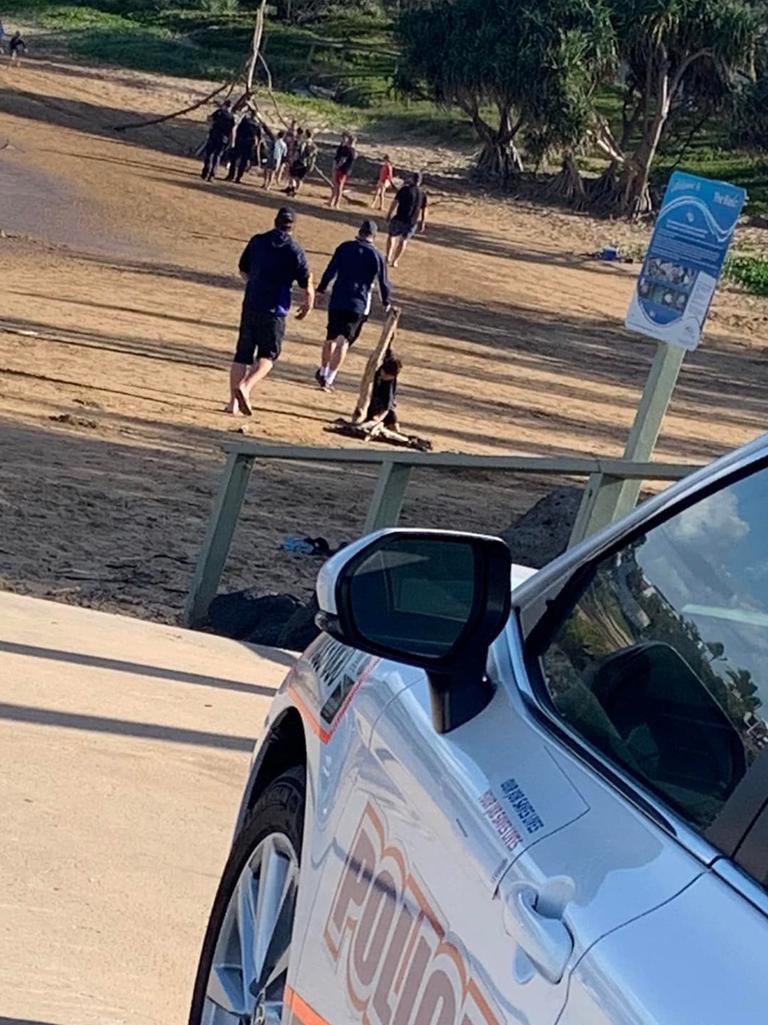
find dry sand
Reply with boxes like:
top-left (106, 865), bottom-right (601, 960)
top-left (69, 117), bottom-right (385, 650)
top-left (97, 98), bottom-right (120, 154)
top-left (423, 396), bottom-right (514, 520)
top-left (1, 57), bottom-right (767, 622)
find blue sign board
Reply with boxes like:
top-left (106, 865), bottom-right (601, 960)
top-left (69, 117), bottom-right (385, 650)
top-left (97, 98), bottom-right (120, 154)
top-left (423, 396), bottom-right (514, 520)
top-left (626, 171), bottom-right (746, 350)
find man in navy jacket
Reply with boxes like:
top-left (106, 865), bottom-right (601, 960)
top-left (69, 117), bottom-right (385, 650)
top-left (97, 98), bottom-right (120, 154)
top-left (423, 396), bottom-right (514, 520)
top-left (315, 219), bottom-right (391, 392)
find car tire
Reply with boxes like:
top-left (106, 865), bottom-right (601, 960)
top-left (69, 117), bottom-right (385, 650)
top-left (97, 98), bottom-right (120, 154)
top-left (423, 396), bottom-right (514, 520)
top-left (189, 766), bottom-right (306, 1025)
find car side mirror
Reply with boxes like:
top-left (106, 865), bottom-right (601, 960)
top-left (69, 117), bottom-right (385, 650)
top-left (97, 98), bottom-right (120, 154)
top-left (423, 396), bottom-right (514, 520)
top-left (316, 530), bottom-right (512, 733)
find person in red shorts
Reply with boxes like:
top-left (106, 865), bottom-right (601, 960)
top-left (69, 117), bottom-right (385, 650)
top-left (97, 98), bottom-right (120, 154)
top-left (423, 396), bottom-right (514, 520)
top-left (372, 154), bottom-right (395, 210)
top-left (329, 133), bottom-right (357, 209)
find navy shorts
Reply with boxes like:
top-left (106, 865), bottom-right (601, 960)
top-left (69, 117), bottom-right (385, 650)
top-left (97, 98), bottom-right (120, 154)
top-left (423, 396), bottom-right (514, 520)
top-left (388, 218), bottom-right (418, 240)
top-left (326, 309), bottom-right (367, 345)
top-left (234, 310), bottom-right (286, 364)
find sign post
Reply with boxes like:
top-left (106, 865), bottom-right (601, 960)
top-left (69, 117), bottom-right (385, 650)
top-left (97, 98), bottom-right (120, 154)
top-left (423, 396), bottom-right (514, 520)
top-left (583, 171), bottom-right (746, 535)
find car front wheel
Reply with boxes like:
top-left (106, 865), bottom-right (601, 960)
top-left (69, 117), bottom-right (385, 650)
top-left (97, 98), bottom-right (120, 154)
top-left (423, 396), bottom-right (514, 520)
top-left (189, 767), bottom-right (305, 1025)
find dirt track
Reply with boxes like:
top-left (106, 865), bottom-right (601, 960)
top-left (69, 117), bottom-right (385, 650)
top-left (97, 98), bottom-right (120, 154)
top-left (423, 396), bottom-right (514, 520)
top-left (2, 58), bottom-right (767, 621)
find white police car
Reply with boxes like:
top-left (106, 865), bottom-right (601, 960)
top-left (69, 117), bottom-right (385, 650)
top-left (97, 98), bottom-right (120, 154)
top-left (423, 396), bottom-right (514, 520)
top-left (190, 434), bottom-right (768, 1025)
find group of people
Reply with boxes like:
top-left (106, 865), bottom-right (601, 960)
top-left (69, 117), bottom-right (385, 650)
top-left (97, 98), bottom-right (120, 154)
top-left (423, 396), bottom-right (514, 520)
top-left (228, 206), bottom-right (404, 428)
top-left (201, 102), bottom-right (318, 195)
top-left (200, 102), bottom-right (428, 256)
top-left (197, 99), bottom-right (432, 427)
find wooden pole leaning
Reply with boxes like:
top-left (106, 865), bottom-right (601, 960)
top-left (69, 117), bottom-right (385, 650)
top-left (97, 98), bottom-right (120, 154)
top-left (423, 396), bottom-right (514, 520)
top-left (352, 307), bottom-right (401, 423)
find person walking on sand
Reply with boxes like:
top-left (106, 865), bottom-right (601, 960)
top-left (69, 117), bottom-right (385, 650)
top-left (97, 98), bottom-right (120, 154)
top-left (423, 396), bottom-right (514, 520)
top-left (279, 119), bottom-right (299, 186)
top-left (8, 31), bottom-right (27, 64)
top-left (201, 100), bottom-right (235, 182)
top-left (286, 129), bottom-right (317, 197)
top-left (386, 171), bottom-right (428, 268)
top-left (226, 108), bottom-right (262, 184)
top-left (329, 133), bottom-right (357, 209)
top-left (229, 207), bottom-right (315, 417)
top-left (372, 154), bottom-right (395, 210)
top-left (314, 219), bottom-right (391, 393)
top-left (263, 130), bottom-right (287, 191)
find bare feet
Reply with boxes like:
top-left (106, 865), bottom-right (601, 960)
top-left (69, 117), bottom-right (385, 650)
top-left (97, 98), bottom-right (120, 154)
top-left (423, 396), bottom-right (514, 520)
top-left (235, 385), bottom-right (253, 417)
top-left (224, 404), bottom-right (240, 415)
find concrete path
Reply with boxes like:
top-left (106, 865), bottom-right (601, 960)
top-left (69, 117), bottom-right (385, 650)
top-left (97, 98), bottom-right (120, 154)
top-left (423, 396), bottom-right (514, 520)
top-left (0, 592), bottom-right (292, 1025)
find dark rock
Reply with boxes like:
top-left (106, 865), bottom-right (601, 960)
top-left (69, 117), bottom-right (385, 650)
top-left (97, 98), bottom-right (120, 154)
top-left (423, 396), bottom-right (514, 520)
top-left (208, 590), bottom-right (303, 642)
top-left (500, 486), bottom-right (582, 569)
top-left (277, 595), bottom-right (321, 652)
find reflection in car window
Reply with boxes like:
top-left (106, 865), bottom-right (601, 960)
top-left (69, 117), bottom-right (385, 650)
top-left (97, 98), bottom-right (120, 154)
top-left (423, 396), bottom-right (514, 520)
top-left (540, 467), bottom-right (768, 830)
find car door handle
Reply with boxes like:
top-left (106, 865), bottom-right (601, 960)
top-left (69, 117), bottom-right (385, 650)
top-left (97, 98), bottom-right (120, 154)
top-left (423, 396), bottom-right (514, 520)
top-left (504, 885), bottom-right (574, 984)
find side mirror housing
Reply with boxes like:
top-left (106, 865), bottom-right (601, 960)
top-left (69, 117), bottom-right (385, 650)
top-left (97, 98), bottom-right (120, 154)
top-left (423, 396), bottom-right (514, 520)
top-left (316, 530), bottom-right (512, 733)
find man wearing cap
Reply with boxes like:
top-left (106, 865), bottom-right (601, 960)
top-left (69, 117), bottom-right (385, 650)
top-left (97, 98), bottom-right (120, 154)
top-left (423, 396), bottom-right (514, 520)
top-left (229, 207), bottom-right (315, 416)
top-left (314, 219), bottom-right (391, 392)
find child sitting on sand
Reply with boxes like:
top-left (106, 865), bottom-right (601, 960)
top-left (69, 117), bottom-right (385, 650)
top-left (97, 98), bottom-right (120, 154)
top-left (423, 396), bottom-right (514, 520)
top-left (365, 353), bottom-right (402, 430)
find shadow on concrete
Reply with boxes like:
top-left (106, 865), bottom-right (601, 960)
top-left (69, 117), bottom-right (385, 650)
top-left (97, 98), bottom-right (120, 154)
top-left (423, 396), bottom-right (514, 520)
top-left (0, 702), bottom-right (255, 751)
top-left (0, 640), bottom-right (290, 693)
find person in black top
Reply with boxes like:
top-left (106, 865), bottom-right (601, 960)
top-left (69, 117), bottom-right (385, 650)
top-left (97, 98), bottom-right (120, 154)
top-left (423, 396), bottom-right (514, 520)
top-left (9, 31), bottom-right (26, 63)
top-left (201, 100), bottom-right (235, 183)
top-left (230, 207), bottom-right (315, 416)
top-left (314, 219), bottom-right (391, 392)
top-left (386, 171), bottom-right (428, 268)
top-left (365, 354), bottom-right (402, 430)
top-left (226, 109), bottom-right (262, 184)
top-left (329, 133), bottom-right (357, 209)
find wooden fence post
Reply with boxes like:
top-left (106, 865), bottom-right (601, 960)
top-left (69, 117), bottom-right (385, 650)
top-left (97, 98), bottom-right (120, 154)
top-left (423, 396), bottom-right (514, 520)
top-left (184, 452), bottom-right (255, 627)
top-left (569, 473), bottom-right (626, 547)
top-left (364, 460), bottom-right (412, 533)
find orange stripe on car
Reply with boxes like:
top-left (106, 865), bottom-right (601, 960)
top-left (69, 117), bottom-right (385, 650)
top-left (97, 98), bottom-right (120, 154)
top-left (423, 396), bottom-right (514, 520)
top-left (287, 657), bottom-right (380, 745)
top-left (285, 985), bottom-right (332, 1025)
top-left (287, 686), bottom-right (331, 744)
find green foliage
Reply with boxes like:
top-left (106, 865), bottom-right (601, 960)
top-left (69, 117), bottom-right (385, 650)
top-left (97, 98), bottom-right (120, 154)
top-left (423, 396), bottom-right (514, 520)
top-left (397, 0), bottom-right (615, 172)
top-left (725, 255), bottom-right (768, 296)
top-left (730, 75), bottom-right (768, 150)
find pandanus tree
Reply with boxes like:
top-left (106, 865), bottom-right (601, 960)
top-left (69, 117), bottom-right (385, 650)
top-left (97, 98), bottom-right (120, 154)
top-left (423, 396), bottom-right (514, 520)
top-left (396, 0), bottom-right (616, 184)
top-left (597, 0), bottom-right (756, 216)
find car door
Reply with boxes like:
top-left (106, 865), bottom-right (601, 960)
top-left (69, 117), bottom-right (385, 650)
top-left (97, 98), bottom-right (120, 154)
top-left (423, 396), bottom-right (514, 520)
top-left (517, 455), bottom-right (768, 1024)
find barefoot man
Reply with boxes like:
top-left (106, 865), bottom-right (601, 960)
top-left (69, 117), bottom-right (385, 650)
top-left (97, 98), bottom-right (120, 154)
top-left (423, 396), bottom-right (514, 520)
top-left (229, 207), bottom-right (314, 416)
top-left (314, 219), bottom-right (391, 392)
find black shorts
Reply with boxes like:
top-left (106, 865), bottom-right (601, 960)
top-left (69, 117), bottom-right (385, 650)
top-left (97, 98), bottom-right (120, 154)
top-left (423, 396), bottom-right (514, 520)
top-left (234, 310), bottom-right (286, 364)
top-left (290, 161), bottom-right (308, 180)
top-left (326, 309), bottom-right (367, 345)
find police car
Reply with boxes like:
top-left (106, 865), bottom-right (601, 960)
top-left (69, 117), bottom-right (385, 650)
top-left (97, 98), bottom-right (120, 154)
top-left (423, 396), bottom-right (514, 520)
top-left (190, 434), bottom-right (768, 1025)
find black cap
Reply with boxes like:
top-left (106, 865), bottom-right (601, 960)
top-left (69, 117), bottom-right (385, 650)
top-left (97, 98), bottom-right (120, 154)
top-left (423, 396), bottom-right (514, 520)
top-left (275, 207), bottom-right (296, 230)
top-left (359, 218), bottom-right (377, 238)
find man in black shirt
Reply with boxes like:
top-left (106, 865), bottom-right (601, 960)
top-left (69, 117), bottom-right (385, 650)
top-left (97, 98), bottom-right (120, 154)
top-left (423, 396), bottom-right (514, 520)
top-left (329, 133), bottom-right (357, 209)
top-left (226, 109), bottom-right (262, 184)
top-left (229, 207), bottom-right (315, 416)
top-left (201, 100), bottom-right (235, 183)
top-left (386, 172), bottom-right (428, 268)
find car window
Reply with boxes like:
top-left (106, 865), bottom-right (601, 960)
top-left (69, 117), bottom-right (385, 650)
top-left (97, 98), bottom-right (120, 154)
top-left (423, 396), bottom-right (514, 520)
top-left (538, 466), bottom-right (768, 832)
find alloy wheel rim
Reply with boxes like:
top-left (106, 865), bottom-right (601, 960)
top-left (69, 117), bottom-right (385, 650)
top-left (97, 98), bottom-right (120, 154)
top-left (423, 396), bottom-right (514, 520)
top-left (202, 833), bottom-right (299, 1025)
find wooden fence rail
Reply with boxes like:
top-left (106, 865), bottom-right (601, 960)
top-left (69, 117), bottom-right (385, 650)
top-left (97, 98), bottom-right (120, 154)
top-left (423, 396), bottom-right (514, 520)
top-left (183, 442), bottom-right (702, 626)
